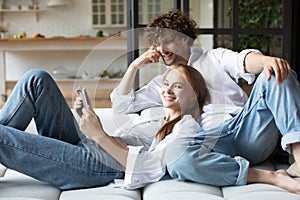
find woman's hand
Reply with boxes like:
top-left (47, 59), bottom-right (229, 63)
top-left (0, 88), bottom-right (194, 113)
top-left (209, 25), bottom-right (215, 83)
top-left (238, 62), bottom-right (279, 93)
top-left (80, 105), bottom-right (105, 141)
top-left (73, 87), bottom-right (91, 118)
top-left (80, 106), bottom-right (129, 167)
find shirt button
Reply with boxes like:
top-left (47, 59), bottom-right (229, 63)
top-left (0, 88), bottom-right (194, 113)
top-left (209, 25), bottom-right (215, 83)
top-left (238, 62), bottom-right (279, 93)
top-left (133, 178), bottom-right (140, 183)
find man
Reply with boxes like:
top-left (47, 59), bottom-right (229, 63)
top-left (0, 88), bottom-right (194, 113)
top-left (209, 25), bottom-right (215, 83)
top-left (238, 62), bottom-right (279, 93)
top-left (110, 9), bottom-right (300, 193)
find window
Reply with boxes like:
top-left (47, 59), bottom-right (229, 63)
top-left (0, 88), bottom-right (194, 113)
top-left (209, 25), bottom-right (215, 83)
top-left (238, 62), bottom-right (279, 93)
top-left (193, 0), bottom-right (291, 61)
top-left (92, 0), bottom-right (126, 27)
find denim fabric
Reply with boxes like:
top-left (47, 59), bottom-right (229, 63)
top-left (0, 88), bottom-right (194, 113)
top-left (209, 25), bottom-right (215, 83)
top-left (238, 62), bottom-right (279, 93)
top-left (0, 69), bottom-right (124, 190)
top-left (168, 71), bottom-right (300, 186)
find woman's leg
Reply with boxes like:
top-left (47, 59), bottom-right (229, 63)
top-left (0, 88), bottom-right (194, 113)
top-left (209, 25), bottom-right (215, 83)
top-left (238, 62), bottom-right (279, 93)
top-left (167, 136), bottom-right (249, 186)
top-left (0, 69), bottom-right (82, 144)
top-left (0, 124), bottom-right (124, 190)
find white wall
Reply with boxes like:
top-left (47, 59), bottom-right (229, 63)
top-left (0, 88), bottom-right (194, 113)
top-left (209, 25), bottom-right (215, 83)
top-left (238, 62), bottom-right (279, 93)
top-left (1, 0), bottom-right (121, 38)
top-left (1, 0), bottom-right (129, 81)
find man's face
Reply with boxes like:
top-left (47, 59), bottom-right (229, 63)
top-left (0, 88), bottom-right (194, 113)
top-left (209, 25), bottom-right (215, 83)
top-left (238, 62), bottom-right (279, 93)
top-left (154, 35), bottom-right (190, 66)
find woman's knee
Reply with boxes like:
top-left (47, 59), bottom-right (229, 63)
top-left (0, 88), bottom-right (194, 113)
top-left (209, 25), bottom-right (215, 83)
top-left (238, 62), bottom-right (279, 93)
top-left (21, 69), bottom-right (55, 88)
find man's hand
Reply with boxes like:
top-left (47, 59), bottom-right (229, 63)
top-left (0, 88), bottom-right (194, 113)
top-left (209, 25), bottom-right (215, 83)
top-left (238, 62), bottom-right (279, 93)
top-left (262, 56), bottom-right (291, 84)
top-left (245, 52), bottom-right (291, 84)
top-left (131, 46), bottom-right (161, 70)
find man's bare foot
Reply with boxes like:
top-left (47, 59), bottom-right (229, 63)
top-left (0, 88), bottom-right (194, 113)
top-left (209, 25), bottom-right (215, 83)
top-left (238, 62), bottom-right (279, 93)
top-left (272, 169), bottom-right (300, 194)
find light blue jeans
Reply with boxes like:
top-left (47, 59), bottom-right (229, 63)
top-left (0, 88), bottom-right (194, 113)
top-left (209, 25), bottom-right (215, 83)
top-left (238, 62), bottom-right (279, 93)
top-left (0, 69), bottom-right (124, 190)
top-left (167, 71), bottom-right (300, 186)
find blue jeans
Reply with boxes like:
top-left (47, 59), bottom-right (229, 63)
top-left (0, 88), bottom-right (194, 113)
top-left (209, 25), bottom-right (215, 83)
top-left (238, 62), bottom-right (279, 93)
top-left (167, 71), bottom-right (300, 186)
top-left (0, 69), bottom-right (124, 190)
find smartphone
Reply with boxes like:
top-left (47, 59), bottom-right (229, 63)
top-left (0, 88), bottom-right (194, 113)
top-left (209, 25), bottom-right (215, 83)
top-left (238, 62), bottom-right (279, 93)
top-left (78, 86), bottom-right (89, 109)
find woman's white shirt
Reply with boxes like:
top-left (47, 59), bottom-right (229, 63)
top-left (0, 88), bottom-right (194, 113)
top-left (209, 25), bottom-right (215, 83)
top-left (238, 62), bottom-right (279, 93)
top-left (111, 115), bottom-right (201, 189)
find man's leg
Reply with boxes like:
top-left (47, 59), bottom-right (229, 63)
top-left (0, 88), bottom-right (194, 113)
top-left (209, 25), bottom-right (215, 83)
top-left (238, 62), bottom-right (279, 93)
top-left (224, 71), bottom-right (300, 164)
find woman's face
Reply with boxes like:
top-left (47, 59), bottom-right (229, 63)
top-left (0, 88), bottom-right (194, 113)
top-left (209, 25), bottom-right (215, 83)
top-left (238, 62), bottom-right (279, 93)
top-left (160, 70), bottom-right (195, 113)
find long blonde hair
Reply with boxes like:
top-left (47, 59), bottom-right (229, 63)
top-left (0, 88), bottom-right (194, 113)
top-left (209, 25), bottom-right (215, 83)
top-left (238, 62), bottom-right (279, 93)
top-left (156, 64), bottom-right (210, 141)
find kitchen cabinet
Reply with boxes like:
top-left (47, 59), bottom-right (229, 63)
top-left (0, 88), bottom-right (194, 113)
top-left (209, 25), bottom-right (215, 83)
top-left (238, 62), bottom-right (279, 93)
top-left (92, 0), bottom-right (126, 28)
top-left (0, 36), bottom-right (127, 108)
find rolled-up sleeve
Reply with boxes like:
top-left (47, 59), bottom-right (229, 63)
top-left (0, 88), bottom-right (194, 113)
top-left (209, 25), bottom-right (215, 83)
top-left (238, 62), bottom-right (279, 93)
top-left (110, 75), bottom-right (163, 114)
top-left (210, 48), bottom-right (261, 84)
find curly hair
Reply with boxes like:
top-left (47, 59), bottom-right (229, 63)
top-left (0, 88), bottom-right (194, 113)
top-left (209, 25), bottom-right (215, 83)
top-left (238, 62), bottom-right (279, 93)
top-left (143, 9), bottom-right (199, 47)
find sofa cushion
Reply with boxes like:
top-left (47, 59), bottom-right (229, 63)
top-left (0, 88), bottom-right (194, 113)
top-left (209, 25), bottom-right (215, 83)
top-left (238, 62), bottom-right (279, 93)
top-left (142, 159), bottom-right (298, 200)
top-left (222, 184), bottom-right (300, 200)
top-left (143, 178), bottom-right (224, 200)
top-left (0, 169), bottom-right (60, 200)
top-left (59, 187), bottom-right (141, 200)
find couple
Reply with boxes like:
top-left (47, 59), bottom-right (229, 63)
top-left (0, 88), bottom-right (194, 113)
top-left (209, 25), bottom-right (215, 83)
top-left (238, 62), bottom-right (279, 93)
top-left (0, 9), bottom-right (299, 193)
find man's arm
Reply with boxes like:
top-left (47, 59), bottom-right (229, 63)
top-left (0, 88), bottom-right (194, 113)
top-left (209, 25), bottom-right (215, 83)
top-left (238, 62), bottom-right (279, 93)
top-left (244, 52), bottom-right (291, 84)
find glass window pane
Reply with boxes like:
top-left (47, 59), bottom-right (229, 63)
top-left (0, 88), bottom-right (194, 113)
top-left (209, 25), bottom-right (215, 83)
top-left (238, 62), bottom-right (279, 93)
top-left (195, 35), bottom-right (215, 51)
top-left (100, 15), bottom-right (106, 24)
top-left (100, 5), bottom-right (105, 12)
top-left (119, 4), bottom-right (124, 11)
top-left (92, 5), bottom-right (98, 13)
top-left (216, 0), bottom-right (232, 28)
top-left (93, 15), bottom-right (98, 24)
top-left (215, 34), bottom-right (233, 49)
top-left (138, 0), bottom-right (173, 25)
top-left (238, 35), bottom-right (282, 57)
top-left (111, 5), bottom-right (116, 12)
top-left (238, 0), bottom-right (282, 29)
top-left (112, 14), bottom-right (117, 24)
top-left (119, 14), bottom-right (124, 24)
top-left (190, 0), bottom-right (213, 28)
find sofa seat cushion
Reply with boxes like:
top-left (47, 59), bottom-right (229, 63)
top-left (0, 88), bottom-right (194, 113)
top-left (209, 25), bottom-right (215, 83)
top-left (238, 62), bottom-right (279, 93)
top-left (143, 178), bottom-right (224, 200)
top-left (142, 160), bottom-right (298, 200)
top-left (222, 183), bottom-right (300, 200)
top-left (0, 169), bottom-right (60, 200)
top-left (59, 187), bottom-right (141, 200)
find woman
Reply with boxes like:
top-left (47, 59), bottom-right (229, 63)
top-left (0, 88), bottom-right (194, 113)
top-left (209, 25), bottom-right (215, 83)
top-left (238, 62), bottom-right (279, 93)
top-left (0, 64), bottom-right (209, 190)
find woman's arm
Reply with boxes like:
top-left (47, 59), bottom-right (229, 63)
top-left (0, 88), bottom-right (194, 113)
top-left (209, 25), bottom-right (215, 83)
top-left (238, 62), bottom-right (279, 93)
top-left (244, 52), bottom-right (291, 84)
top-left (80, 106), bottom-right (129, 167)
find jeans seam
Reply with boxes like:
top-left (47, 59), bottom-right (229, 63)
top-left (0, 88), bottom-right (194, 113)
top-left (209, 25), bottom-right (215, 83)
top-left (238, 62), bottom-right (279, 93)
top-left (2, 92), bottom-right (29, 126)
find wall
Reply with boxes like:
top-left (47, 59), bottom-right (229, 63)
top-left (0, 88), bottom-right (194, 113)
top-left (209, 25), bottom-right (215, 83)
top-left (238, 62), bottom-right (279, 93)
top-left (1, 0), bottom-right (130, 82)
top-left (1, 0), bottom-right (119, 38)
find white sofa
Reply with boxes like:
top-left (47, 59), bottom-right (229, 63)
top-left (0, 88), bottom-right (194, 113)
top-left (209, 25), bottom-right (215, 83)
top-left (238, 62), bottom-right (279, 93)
top-left (0, 108), bottom-right (299, 200)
